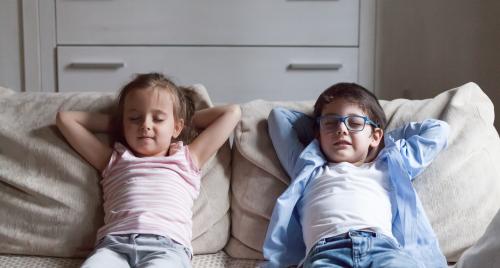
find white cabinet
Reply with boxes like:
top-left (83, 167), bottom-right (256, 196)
top-left (56, 0), bottom-right (359, 46)
top-left (27, 0), bottom-right (375, 102)
top-left (58, 46), bottom-right (358, 103)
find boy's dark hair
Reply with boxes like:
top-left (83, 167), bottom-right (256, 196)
top-left (313, 82), bottom-right (387, 131)
top-left (112, 72), bottom-right (197, 147)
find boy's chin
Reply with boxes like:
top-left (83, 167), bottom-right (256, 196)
top-left (326, 154), bottom-right (365, 165)
top-left (326, 155), bottom-right (350, 164)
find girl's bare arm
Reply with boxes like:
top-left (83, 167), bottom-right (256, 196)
top-left (188, 104), bottom-right (241, 168)
top-left (56, 111), bottom-right (113, 172)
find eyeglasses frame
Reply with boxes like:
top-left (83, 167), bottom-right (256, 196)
top-left (316, 114), bottom-right (380, 132)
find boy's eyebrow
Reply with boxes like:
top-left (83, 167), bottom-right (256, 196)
top-left (321, 112), bottom-right (365, 117)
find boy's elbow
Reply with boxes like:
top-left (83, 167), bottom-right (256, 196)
top-left (425, 119), bottom-right (450, 149)
top-left (268, 107), bottom-right (286, 123)
top-left (432, 119), bottom-right (450, 139)
top-left (438, 120), bottom-right (450, 148)
top-left (268, 108), bottom-right (281, 129)
top-left (440, 120), bottom-right (450, 136)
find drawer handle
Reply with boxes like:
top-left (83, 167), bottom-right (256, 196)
top-left (68, 62), bottom-right (125, 69)
top-left (288, 63), bottom-right (343, 70)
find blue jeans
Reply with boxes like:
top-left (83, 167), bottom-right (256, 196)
top-left (303, 230), bottom-right (422, 268)
top-left (81, 234), bottom-right (192, 268)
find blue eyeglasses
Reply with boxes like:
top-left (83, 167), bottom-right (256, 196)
top-left (316, 114), bottom-right (380, 132)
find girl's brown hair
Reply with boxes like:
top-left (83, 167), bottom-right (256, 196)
top-left (112, 73), bottom-right (196, 147)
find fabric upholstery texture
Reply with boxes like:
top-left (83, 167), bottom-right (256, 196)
top-left (0, 85), bottom-right (231, 258)
top-left (0, 252), bottom-right (262, 268)
top-left (455, 207), bottom-right (500, 268)
top-left (226, 82), bottom-right (500, 263)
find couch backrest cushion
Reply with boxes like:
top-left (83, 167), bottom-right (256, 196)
top-left (456, 207), bottom-right (500, 267)
top-left (226, 82), bottom-right (500, 262)
top-left (0, 85), bottom-right (230, 257)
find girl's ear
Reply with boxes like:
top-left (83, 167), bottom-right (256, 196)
top-left (173, 119), bottom-right (185, 138)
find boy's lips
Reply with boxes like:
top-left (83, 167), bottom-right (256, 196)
top-left (334, 140), bottom-right (351, 146)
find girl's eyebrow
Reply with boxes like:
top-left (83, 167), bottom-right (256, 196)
top-left (125, 108), bottom-right (167, 114)
top-left (125, 108), bottom-right (140, 113)
top-left (152, 109), bottom-right (167, 115)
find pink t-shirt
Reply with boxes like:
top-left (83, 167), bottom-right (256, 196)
top-left (97, 142), bottom-right (201, 250)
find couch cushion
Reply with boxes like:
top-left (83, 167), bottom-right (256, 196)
top-left (0, 252), bottom-right (262, 268)
top-left (226, 82), bottom-right (500, 262)
top-left (0, 85), bottom-right (230, 257)
top-left (455, 207), bottom-right (500, 267)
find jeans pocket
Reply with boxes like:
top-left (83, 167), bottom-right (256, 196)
top-left (377, 234), bottom-right (401, 249)
top-left (154, 236), bottom-right (173, 248)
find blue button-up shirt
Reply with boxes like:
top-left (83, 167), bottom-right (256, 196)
top-left (263, 107), bottom-right (449, 268)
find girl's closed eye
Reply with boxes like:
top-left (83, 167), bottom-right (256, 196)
top-left (154, 116), bottom-right (165, 122)
top-left (153, 112), bottom-right (167, 122)
top-left (128, 115), bottom-right (142, 122)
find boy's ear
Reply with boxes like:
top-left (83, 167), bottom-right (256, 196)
top-left (370, 128), bottom-right (384, 147)
top-left (366, 128), bottom-right (384, 162)
top-left (173, 119), bottom-right (185, 138)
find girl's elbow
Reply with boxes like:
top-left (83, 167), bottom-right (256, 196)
top-left (227, 104), bottom-right (241, 121)
top-left (56, 111), bottom-right (67, 128)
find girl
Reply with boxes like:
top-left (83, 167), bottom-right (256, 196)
top-left (56, 73), bottom-right (241, 267)
top-left (263, 83), bottom-right (449, 268)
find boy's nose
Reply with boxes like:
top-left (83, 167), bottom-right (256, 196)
top-left (336, 121), bottom-right (348, 134)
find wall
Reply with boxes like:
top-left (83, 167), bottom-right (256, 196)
top-left (376, 0), bottom-right (500, 129)
top-left (1, 0), bottom-right (500, 129)
top-left (0, 1), bottom-right (22, 91)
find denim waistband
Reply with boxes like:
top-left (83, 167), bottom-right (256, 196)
top-left (324, 229), bottom-right (377, 243)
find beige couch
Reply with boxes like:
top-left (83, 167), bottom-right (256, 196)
top-left (0, 82), bottom-right (499, 267)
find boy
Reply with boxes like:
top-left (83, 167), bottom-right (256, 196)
top-left (264, 83), bottom-right (448, 267)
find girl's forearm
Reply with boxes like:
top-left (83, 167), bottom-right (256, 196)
top-left (56, 111), bottom-right (113, 172)
top-left (58, 111), bottom-right (112, 133)
top-left (191, 105), bottom-right (240, 129)
top-left (187, 104), bottom-right (240, 168)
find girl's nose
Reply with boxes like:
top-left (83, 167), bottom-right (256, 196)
top-left (140, 118), bottom-right (153, 130)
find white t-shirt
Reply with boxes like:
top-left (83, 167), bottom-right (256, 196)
top-left (299, 160), bottom-right (394, 255)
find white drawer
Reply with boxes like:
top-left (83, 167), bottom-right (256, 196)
top-left (56, 0), bottom-right (359, 46)
top-left (57, 46), bottom-right (358, 103)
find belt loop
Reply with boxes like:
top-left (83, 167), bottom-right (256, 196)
top-left (348, 230), bottom-right (355, 237)
top-left (131, 233), bottom-right (139, 242)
